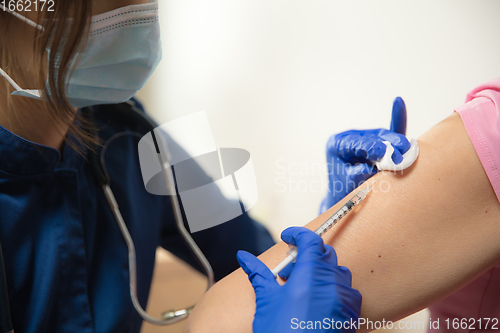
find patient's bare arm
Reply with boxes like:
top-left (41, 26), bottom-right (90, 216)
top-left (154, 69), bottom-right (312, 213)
top-left (185, 113), bottom-right (500, 333)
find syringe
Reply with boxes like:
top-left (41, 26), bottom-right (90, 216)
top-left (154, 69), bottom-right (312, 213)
top-left (271, 183), bottom-right (376, 278)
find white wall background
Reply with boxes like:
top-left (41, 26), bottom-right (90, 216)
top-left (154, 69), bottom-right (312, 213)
top-left (137, 0), bottom-right (500, 239)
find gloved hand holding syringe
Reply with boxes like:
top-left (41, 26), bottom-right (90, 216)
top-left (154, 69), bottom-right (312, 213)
top-left (271, 181), bottom-right (378, 278)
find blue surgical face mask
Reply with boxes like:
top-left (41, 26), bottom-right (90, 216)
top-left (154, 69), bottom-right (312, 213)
top-left (0, 1), bottom-right (162, 108)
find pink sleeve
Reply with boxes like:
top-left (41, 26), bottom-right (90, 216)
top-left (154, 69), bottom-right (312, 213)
top-left (455, 78), bottom-right (500, 203)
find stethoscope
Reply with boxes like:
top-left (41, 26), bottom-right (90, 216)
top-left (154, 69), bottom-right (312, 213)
top-left (86, 101), bottom-right (215, 325)
top-left (0, 101), bottom-right (215, 332)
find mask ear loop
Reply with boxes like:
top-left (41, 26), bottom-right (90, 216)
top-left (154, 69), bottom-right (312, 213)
top-left (0, 7), bottom-right (44, 100)
top-left (0, 68), bottom-right (43, 100)
top-left (0, 68), bottom-right (23, 92)
top-left (0, 4), bottom-right (44, 31)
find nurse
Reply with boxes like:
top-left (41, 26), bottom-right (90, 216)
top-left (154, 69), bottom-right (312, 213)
top-left (0, 1), bottom-right (363, 332)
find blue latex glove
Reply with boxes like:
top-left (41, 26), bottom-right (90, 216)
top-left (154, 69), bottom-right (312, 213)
top-left (319, 97), bottom-right (410, 214)
top-left (237, 227), bottom-right (362, 333)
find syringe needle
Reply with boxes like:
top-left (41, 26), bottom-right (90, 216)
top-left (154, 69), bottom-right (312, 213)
top-left (369, 178), bottom-right (380, 189)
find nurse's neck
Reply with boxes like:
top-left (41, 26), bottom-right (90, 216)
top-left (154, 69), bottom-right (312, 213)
top-left (0, 93), bottom-right (74, 154)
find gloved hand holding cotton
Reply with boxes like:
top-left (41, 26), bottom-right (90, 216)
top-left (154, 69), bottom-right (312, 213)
top-left (320, 97), bottom-right (419, 214)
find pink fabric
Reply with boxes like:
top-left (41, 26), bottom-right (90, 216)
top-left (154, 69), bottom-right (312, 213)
top-left (456, 79), bottom-right (500, 202)
top-left (428, 263), bottom-right (500, 333)
top-left (428, 79), bottom-right (500, 332)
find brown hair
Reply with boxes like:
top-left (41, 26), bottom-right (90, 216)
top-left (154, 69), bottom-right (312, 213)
top-left (0, 2), bottom-right (100, 154)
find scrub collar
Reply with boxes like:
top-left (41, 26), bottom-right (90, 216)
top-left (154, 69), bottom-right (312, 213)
top-left (0, 119), bottom-right (86, 176)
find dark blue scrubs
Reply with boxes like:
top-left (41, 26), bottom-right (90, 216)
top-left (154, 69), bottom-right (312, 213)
top-left (0, 98), bottom-right (275, 332)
